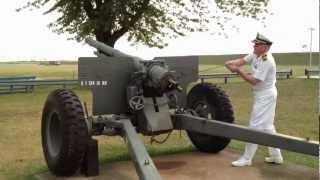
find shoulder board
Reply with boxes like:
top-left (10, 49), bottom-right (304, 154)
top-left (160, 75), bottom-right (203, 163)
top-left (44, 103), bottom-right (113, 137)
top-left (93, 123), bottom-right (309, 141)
top-left (262, 54), bottom-right (268, 61)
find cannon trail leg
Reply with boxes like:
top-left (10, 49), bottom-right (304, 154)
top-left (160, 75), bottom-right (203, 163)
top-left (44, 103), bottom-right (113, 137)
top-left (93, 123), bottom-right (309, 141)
top-left (112, 120), bottom-right (162, 180)
top-left (173, 114), bottom-right (319, 156)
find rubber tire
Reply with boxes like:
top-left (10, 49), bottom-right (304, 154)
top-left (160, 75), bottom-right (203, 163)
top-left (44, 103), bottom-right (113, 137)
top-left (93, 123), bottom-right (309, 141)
top-left (41, 89), bottom-right (88, 176)
top-left (187, 83), bottom-right (234, 153)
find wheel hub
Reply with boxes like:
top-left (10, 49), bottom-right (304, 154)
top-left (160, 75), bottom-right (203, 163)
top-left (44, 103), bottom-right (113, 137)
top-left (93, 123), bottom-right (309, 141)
top-left (194, 101), bottom-right (216, 119)
top-left (46, 111), bottom-right (63, 157)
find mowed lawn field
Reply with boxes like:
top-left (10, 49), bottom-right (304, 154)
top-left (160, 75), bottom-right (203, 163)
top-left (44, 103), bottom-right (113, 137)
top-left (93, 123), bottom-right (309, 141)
top-left (0, 62), bottom-right (318, 180)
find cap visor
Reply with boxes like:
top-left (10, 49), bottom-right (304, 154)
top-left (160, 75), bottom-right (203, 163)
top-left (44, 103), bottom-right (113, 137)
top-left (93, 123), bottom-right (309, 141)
top-left (252, 39), bottom-right (266, 44)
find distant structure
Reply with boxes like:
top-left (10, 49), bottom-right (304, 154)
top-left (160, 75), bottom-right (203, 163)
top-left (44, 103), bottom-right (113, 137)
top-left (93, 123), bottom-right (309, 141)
top-left (39, 61), bottom-right (62, 65)
top-left (48, 61), bottom-right (61, 65)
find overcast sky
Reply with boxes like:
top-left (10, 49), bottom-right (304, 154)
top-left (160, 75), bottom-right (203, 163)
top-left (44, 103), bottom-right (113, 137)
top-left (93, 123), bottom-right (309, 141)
top-left (0, 0), bottom-right (319, 61)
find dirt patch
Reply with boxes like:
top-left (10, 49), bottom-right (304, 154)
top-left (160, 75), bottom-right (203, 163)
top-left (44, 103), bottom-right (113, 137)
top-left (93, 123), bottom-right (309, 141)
top-left (35, 150), bottom-right (319, 180)
top-left (155, 161), bottom-right (187, 170)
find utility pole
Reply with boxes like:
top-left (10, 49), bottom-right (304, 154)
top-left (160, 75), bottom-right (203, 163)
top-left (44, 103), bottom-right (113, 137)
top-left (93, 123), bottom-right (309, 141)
top-left (308, 27), bottom-right (314, 67)
top-left (302, 44), bottom-right (308, 67)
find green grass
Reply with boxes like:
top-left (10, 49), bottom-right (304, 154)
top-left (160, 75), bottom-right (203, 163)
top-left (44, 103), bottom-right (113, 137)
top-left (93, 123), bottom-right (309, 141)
top-left (0, 63), bottom-right (77, 79)
top-left (0, 63), bottom-right (318, 180)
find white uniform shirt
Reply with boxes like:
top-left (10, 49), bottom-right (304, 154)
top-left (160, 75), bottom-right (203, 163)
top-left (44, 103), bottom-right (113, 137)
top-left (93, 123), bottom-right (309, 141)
top-left (244, 53), bottom-right (276, 91)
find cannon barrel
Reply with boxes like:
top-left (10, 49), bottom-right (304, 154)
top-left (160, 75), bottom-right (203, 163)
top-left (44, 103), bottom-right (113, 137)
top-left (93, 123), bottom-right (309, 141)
top-left (85, 38), bottom-right (181, 93)
top-left (85, 38), bottom-right (143, 60)
top-left (85, 38), bottom-right (145, 72)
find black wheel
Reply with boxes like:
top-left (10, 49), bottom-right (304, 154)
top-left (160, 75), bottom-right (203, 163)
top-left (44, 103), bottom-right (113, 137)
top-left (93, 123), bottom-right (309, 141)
top-left (41, 89), bottom-right (88, 176)
top-left (187, 83), bottom-right (234, 153)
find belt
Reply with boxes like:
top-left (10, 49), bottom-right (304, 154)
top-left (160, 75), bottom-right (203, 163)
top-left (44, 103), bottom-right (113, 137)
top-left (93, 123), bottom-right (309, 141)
top-left (253, 87), bottom-right (277, 96)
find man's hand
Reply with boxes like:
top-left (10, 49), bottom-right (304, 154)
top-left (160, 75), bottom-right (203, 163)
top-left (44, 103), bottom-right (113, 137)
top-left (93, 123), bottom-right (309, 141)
top-left (225, 58), bottom-right (259, 86)
top-left (225, 58), bottom-right (246, 72)
top-left (225, 61), bottom-right (239, 73)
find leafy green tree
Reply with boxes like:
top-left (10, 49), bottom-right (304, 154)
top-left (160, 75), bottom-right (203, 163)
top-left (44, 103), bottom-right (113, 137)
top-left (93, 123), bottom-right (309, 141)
top-left (18, 0), bottom-right (270, 47)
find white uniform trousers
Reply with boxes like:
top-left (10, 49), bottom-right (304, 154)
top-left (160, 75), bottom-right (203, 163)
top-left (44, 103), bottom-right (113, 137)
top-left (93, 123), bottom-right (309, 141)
top-left (242, 87), bottom-right (283, 160)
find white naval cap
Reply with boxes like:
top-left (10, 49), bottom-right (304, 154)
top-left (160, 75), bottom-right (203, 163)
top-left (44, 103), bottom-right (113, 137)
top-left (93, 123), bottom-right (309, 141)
top-left (251, 33), bottom-right (272, 45)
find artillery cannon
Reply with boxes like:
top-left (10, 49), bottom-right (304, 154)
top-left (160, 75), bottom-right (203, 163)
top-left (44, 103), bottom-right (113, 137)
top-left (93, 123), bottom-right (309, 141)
top-left (41, 39), bottom-right (319, 179)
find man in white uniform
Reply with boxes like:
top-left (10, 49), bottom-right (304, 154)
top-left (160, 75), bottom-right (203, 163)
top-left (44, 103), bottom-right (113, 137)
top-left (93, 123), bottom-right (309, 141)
top-left (225, 33), bottom-right (283, 167)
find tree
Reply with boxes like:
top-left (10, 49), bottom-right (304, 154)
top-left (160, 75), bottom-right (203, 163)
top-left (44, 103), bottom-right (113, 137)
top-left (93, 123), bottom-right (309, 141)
top-left (18, 0), bottom-right (270, 48)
